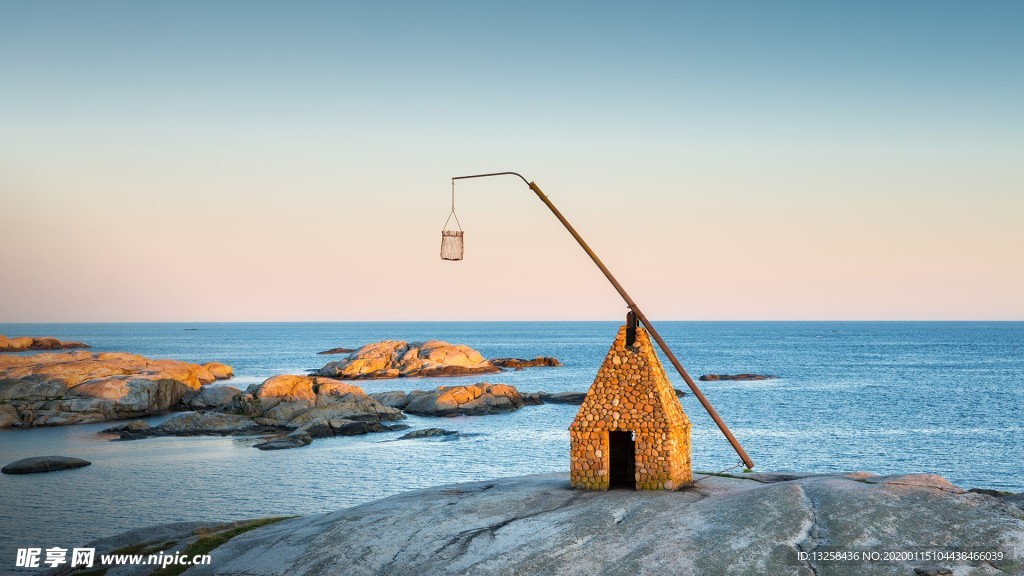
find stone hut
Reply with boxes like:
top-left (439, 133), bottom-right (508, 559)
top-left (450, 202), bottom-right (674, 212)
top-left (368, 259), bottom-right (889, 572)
top-left (569, 323), bottom-right (692, 490)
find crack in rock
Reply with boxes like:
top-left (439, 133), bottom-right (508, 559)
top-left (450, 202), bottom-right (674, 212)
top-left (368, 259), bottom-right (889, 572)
top-left (384, 484), bottom-right (497, 569)
top-left (795, 484), bottom-right (825, 576)
top-left (434, 492), bottom-right (583, 559)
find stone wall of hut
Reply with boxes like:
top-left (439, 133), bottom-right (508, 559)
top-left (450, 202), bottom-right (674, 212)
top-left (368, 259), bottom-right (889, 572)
top-left (569, 325), bottom-right (692, 490)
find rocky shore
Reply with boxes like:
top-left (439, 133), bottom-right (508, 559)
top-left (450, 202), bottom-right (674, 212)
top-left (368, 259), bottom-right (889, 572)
top-left (58, 472), bottom-right (1024, 576)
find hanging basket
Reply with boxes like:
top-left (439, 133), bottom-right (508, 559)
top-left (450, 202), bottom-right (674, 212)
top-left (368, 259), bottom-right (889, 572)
top-left (440, 229), bottom-right (464, 261)
top-left (440, 179), bottom-right (464, 261)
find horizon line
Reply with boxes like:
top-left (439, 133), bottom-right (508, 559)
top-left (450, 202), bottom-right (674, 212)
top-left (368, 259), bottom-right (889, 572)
top-left (2, 319), bottom-right (1023, 325)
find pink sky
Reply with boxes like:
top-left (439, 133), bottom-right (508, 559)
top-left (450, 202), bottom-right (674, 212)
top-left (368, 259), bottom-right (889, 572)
top-left (1, 2), bottom-right (1022, 321)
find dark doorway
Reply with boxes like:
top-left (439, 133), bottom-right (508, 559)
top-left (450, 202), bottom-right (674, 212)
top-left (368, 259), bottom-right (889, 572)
top-left (608, 431), bottom-right (636, 489)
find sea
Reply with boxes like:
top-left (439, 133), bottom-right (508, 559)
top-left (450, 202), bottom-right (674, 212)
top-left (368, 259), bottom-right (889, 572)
top-left (0, 321), bottom-right (1022, 569)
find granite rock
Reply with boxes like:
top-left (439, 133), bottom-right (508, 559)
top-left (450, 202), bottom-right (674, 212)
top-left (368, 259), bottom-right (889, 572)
top-left (176, 472), bottom-right (1024, 576)
top-left (403, 383), bottom-right (526, 417)
top-left (316, 340), bottom-right (500, 380)
top-left (0, 351), bottom-right (234, 427)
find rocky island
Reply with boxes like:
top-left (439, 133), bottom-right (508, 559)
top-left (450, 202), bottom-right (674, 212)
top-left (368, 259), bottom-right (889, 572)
top-left (316, 340), bottom-right (502, 379)
top-left (59, 472), bottom-right (1024, 576)
top-left (489, 356), bottom-right (562, 370)
top-left (105, 374), bottom-right (407, 449)
top-left (0, 351), bottom-right (233, 427)
top-left (0, 334), bottom-right (90, 352)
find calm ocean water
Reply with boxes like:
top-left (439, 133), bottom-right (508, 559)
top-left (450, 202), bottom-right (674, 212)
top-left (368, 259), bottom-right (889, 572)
top-left (0, 321), bottom-right (1022, 569)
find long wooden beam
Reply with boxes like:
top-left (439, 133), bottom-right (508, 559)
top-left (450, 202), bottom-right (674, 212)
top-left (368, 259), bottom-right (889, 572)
top-left (451, 172), bottom-right (754, 469)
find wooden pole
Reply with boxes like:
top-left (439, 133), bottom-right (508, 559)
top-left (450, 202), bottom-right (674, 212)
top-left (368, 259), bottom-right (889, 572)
top-left (451, 172), bottom-right (755, 469)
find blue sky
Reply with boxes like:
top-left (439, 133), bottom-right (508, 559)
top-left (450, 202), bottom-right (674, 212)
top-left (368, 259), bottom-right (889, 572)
top-left (1, 1), bottom-right (1022, 321)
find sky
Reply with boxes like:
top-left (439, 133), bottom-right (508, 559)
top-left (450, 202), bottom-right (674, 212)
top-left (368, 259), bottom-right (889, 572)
top-left (1, 0), bottom-right (1021, 322)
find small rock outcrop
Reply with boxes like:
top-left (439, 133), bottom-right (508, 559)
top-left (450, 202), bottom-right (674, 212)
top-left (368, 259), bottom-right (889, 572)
top-left (105, 413), bottom-right (270, 438)
top-left (398, 428), bottom-right (459, 440)
top-left (317, 340), bottom-right (500, 380)
top-left (402, 383), bottom-right (526, 417)
top-left (254, 429), bottom-right (313, 450)
top-left (0, 351), bottom-right (234, 427)
top-left (522, 391), bottom-right (587, 404)
top-left (106, 376), bottom-right (406, 447)
top-left (370, 390), bottom-right (413, 409)
top-left (699, 373), bottom-right (778, 381)
top-left (489, 357), bottom-right (562, 370)
top-left (318, 347), bottom-right (356, 355)
top-left (2, 456), bottom-right (92, 475)
top-left (0, 334), bottom-right (90, 352)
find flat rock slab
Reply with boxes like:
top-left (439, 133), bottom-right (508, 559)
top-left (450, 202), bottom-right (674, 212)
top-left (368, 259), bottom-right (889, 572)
top-left (178, 472), bottom-right (1024, 576)
top-left (2, 456), bottom-right (91, 475)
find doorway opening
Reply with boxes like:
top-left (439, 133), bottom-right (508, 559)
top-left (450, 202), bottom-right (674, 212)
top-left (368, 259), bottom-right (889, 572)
top-left (608, 430), bottom-right (636, 490)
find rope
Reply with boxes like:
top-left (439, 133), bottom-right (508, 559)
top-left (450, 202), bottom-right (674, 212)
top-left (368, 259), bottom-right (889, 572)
top-left (690, 461), bottom-right (747, 485)
top-left (443, 180), bottom-right (463, 232)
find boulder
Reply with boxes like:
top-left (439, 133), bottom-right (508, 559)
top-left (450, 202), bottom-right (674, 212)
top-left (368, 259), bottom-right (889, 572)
top-left (370, 390), bottom-right (412, 409)
top-left (102, 420), bottom-right (152, 433)
top-left (489, 356), bottom-right (563, 370)
top-left (315, 381), bottom-right (370, 405)
top-left (255, 429), bottom-right (312, 451)
top-left (285, 401), bottom-right (401, 429)
top-left (2, 456), bottom-right (91, 475)
top-left (403, 383), bottom-right (526, 417)
top-left (248, 375), bottom-right (316, 405)
top-left (318, 347), bottom-right (356, 355)
top-left (0, 335), bottom-right (90, 352)
top-left (203, 362), bottom-right (234, 380)
top-left (316, 340), bottom-right (500, 380)
top-left (0, 351), bottom-right (234, 427)
top-left (0, 404), bottom-right (19, 428)
top-left (699, 373), bottom-right (778, 381)
top-left (263, 401), bottom-right (315, 425)
top-left (182, 386), bottom-right (242, 409)
top-left (333, 421), bottom-right (394, 436)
